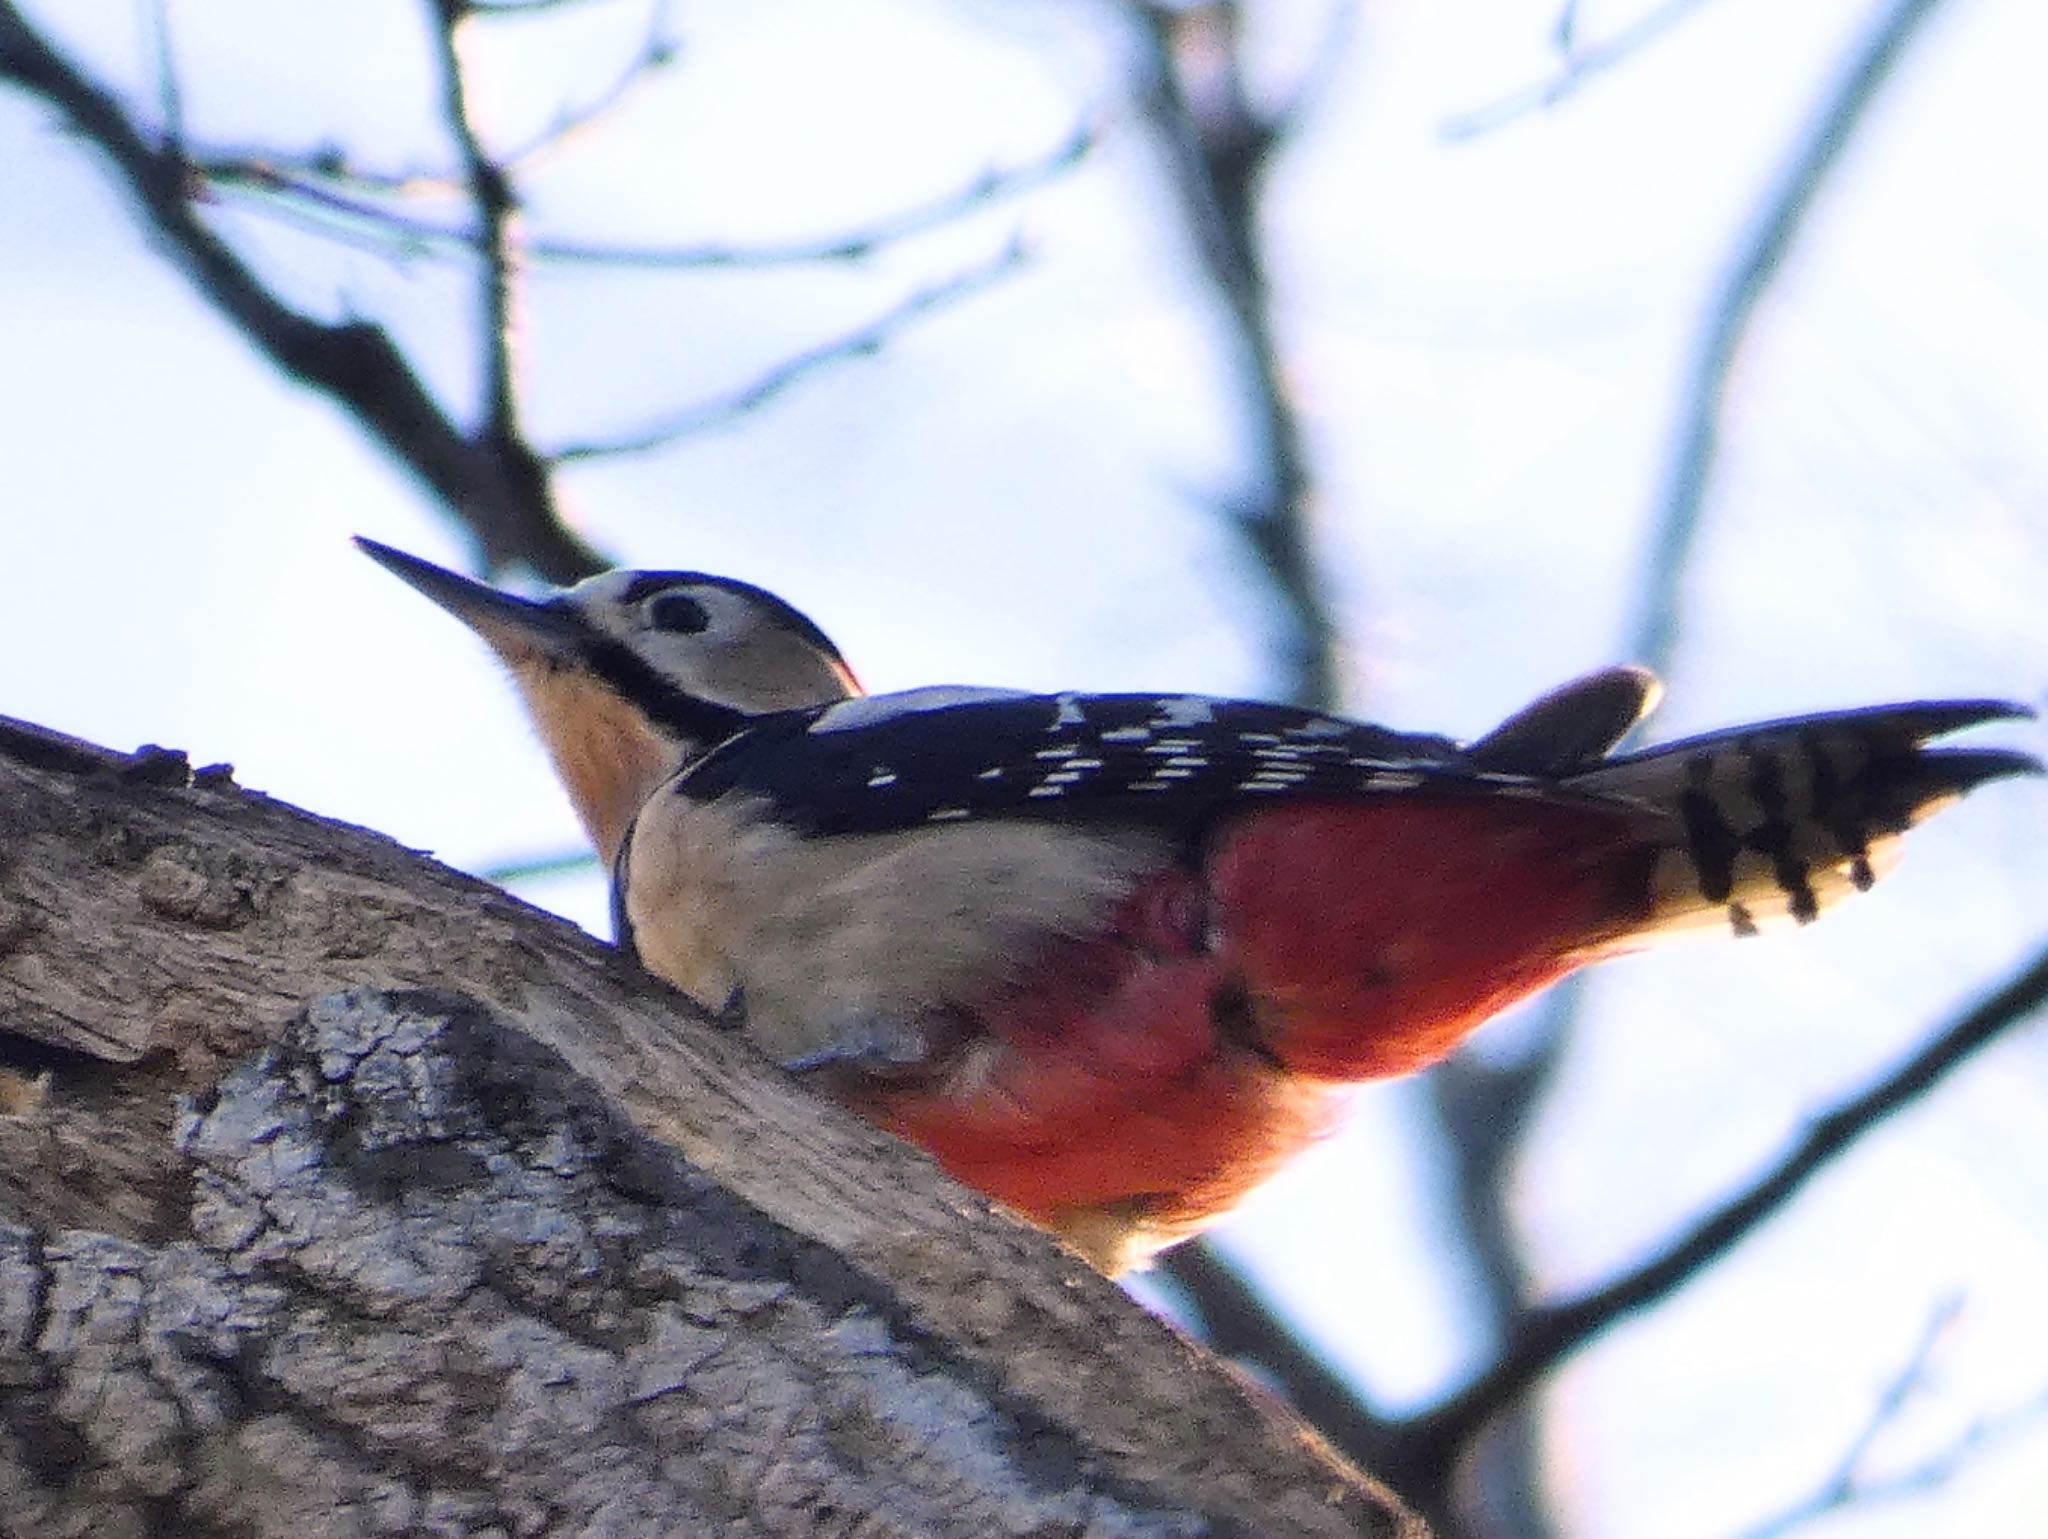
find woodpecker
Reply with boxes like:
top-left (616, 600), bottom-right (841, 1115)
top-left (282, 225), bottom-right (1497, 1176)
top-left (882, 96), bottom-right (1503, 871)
top-left (357, 536), bottom-right (2038, 1272)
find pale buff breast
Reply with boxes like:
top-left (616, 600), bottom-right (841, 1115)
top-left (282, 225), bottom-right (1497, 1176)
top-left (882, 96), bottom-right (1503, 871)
top-left (511, 664), bottom-right (677, 867)
top-left (619, 791), bottom-right (1171, 1065)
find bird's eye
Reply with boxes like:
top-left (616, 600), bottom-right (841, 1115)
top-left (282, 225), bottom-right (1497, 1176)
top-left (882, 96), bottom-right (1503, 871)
top-left (646, 591), bottom-right (711, 635)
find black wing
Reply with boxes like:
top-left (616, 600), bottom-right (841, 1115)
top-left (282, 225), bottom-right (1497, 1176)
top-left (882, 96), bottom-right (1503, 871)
top-left (669, 688), bottom-right (1569, 838)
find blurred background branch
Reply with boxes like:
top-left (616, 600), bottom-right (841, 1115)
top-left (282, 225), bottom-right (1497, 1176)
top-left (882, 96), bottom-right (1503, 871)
top-left (1123, 0), bottom-right (1340, 714)
top-left (549, 240), bottom-right (1029, 463)
top-left (1441, 0), bottom-right (1726, 142)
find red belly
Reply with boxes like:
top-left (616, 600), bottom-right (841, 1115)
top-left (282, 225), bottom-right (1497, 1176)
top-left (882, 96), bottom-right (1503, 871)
top-left (861, 797), bottom-right (1653, 1230)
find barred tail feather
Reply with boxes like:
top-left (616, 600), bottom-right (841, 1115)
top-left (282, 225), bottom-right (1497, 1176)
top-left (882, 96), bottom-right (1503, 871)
top-left (1566, 700), bottom-right (2038, 940)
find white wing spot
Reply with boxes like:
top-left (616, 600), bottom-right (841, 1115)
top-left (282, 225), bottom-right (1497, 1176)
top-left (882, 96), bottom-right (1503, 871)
top-left (866, 768), bottom-right (898, 789)
top-left (1053, 694), bottom-right (1088, 728)
top-left (1100, 726), bottom-right (1153, 744)
top-left (1027, 785), bottom-right (1066, 799)
top-left (1364, 771), bottom-right (1426, 790)
top-left (976, 766), bottom-right (1005, 781)
top-left (1151, 696), bottom-right (1215, 727)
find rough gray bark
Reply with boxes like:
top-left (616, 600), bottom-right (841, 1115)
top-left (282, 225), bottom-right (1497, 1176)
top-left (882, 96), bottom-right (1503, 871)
top-left (0, 715), bottom-right (1425, 1539)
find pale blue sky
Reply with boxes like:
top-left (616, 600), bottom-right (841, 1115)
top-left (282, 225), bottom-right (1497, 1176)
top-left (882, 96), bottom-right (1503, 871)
top-left (2, 2), bottom-right (2045, 1534)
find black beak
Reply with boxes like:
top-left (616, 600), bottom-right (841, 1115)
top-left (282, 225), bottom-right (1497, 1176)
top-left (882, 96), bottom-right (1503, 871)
top-left (354, 536), bottom-right (588, 657)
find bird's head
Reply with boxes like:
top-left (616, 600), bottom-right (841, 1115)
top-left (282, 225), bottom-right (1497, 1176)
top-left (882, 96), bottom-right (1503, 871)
top-left (355, 537), bottom-right (860, 862)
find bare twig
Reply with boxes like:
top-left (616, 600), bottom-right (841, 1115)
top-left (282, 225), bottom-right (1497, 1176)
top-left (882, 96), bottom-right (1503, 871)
top-left (466, 0), bottom-right (614, 12)
top-left (425, 0), bottom-right (580, 573)
top-left (531, 124), bottom-right (1095, 266)
top-left (1441, 0), bottom-right (1724, 142)
top-left (497, 4), bottom-right (677, 172)
top-left (0, 1), bottom-right (603, 581)
top-left (1796, 1297), bottom-right (1964, 1507)
top-left (429, 0), bottom-right (526, 444)
top-left (1631, 0), bottom-right (1952, 670)
top-left (1126, 1), bottom-right (1339, 712)
top-left (142, 0), bottom-right (181, 148)
top-left (195, 159), bottom-right (454, 260)
top-left (1389, 940), bottom-right (2048, 1472)
top-left (549, 241), bottom-right (1028, 463)
top-left (1553, 0), bottom-right (1582, 53)
top-left (1733, 1394), bottom-right (2048, 1539)
top-left (1730, 1297), bottom-right (2048, 1539)
top-left (198, 124), bottom-right (1094, 271)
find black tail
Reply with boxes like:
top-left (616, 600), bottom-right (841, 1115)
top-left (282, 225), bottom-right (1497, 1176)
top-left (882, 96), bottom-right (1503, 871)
top-left (1562, 699), bottom-right (2037, 937)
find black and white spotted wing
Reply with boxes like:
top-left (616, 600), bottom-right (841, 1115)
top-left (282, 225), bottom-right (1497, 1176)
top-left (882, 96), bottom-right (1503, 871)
top-left (668, 688), bottom-right (1574, 838)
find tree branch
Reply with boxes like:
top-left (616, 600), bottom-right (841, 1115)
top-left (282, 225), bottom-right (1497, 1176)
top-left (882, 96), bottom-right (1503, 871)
top-left (428, 0), bottom-right (548, 501)
top-left (1630, 0), bottom-right (1952, 670)
top-left (1441, 0), bottom-right (1724, 142)
top-left (144, 0), bottom-right (182, 148)
top-left (1390, 940), bottom-right (2048, 1471)
top-left (1729, 1296), bottom-right (2048, 1539)
top-left (549, 241), bottom-right (1028, 463)
top-left (195, 123), bottom-right (1094, 271)
top-left (0, 711), bottom-right (1427, 1538)
top-left (431, 0), bottom-right (521, 440)
top-left (496, 3), bottom-right (677, 172)
top-left (1125, 0), bottom-right (1340, 713)
top-left (0, 2), bottom-right (602, 581)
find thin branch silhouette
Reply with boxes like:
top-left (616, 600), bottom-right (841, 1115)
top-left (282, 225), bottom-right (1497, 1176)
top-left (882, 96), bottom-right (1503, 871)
top-left (1390, 940), bottom-right (2048, 1474)
top-left (549, 241), bottom-right (1028, 462)
top-left (195, 126), bottom-right (1094, 272)
top-left (1730, 1297), bottom-right (2048, 1539)
top-left (1442, 0), bottom-right (1725, 141)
